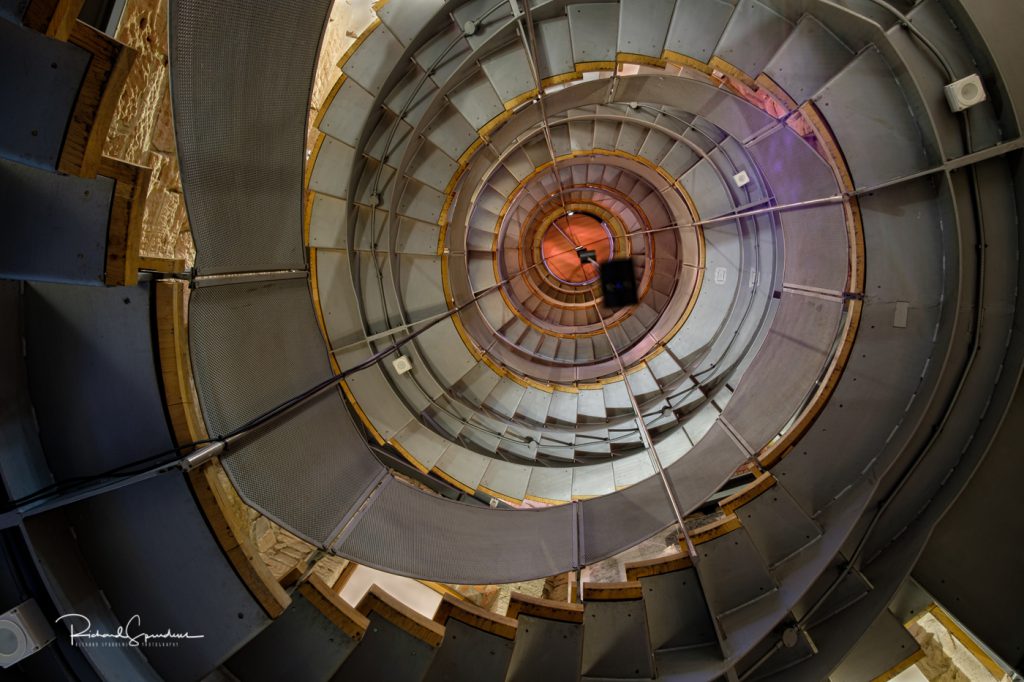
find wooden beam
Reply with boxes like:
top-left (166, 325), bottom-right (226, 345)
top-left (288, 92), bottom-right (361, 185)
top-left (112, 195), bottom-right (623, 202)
top-left (154, 280), bottom-right (206, 447)
top-left (433, 594), bottom-right (517, 640)
top-left (299, 575), bottom-right (370, 640)
top-left (188, 461), bottom-right (292, 618)
top-left (505, 593), bottom-right (584, 624)
top-left (582, 581), bottom-right (643, 601)
top-left (139, 256), bottom-right (186, 274)
top-left (624, 551), bottom-right (694, 581)
top-left (719, 473), bottom-right (777, 514)
top-left (870, 649), bottom-right (926, 682)
top-left (331, 560), bottom-right (358, 592)
top-left (61, 22), bottom-right (137, 178)
top-left (22, 0), bottom-right (85, 41)
top-left (356, 586), bottom-right (446, 647)
top-left (99, 156), bottom-right (149, 286)
top-left (279, 567), bottom-right (302, 590)
top-left (689, 514), bottom-right (743, 545)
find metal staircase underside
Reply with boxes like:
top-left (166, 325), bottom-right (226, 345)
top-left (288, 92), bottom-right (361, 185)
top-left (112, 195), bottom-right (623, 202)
top-left (0, 0), bottom-right (1021, 680)
top-left (160, 0), bottom-right (1024, 678)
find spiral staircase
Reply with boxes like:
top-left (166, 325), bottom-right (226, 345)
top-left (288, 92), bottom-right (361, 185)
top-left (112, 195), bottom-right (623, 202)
top-left (1, 0), bottom-right (1023, 680)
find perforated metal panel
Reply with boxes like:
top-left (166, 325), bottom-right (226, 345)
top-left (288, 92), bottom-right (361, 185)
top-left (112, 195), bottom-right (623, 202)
top-left (580, 474), bottom-right (673, 564)
top-left (723, 292), bottom-right (842, 451)
top-left (189, 279), bottom-right (384, 544)
top-left (169, 0), bottom-right (330, 274)
top-left (335, 477), bottom-right (576, 583)
top-left (747, 126), bottom-right (848, 293)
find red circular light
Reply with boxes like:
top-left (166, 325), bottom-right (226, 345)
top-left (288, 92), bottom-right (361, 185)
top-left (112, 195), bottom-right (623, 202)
top-left (540, 214), bottom-right (613, 285)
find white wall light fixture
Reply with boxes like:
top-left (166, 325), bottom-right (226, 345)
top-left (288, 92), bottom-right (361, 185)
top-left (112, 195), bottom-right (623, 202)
top-left (944, 74), bottom-right (987, 112)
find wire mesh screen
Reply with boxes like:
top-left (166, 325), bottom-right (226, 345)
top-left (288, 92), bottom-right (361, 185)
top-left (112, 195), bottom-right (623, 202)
top-left (667, 422), bottom-right (748, 509)
top-left (582, 423), bottom-right (754, 564)
top-left (169, 0), bottom-right (330, 274)
top-left (580, 474), bottom-right (674, 565)
top-left (189, 279), bottom-right (383, 545)
top-left (335, 478), bottom-right (577, 584)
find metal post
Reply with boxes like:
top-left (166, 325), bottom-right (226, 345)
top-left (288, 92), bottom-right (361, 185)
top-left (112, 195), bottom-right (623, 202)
top-left (589, 296), bottom-right (698, 556)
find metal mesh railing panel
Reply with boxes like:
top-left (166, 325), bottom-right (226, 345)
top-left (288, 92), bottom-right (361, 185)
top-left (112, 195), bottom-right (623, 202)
top-left (189, 279), bottom-right (383, 545)
top-left (169, 0), bottom-right (330, 274)
top-left (335, 478), bottom-right (576, 584)
top-left (580, 474), bottom-right (674, 564)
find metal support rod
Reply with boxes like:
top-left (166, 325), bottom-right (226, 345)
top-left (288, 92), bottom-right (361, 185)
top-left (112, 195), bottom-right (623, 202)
top-left (3, 260), bottom-right (548, 517)
top-left (3, 441), bottom-right (227, 522)
top-left (539, 135), bottom-right (1024, 267)
top-left (342, 260), bottom-right (543, 375)
top-left (331, 307), bottom-right (462, 354)
top-left (589, 296), bottom-right (698, 557)
top-left (514, 0), bottom-right (575, 240)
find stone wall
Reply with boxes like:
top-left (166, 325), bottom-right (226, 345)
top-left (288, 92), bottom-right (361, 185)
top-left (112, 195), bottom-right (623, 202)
top-left (309, 0), bottom-right (376, 135)
top-left (906, 612), bottom-right (1010, 682)
top-left (105, 0), bottom-right (193, 265)
top-left (211, 465), bottom-right (345, 586)
top-left (102, 0), bottom-right (378, 268)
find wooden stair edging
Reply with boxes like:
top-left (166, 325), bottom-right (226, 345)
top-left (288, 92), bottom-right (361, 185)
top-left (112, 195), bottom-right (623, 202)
top-left (24, 3), bottom-right (155, 287)
top-left (582, 581), bottom-right (644, 601)
top-left (689, 515), bottom-right (743, 545)
top-left (154, 280), bottom-right (205, 447)
top-left (297, 574), bottom-right (370, 640)
top-left (506, 592), bottom-right (584, 624)
top-left (99, 155), bottom-right (149, 286)
top-left (625, 552), bottom-right (694, 581)
top-left (139, 256), bottom-right (187, 274)
top-left (22, 0), bottom-right (85, 41)
top-left (719, 473), bottom-right (777, 514)
top-left (433, 594), bottom-right (517, 640)
top-left (188, 461), bottom-right (292, 619)
top-left (623, 513), bottom-right (757, 581)
top-left (60, 21), bottom-right (137, 179)
top-left (356, 585), bottom-right (446, 647)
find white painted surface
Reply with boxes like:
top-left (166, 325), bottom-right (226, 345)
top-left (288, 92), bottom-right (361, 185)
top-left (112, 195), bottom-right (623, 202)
top-left (340, 565), bottom-right (443, 619)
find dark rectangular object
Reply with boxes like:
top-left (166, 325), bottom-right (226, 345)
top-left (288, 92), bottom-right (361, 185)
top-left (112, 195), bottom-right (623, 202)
top-left (600, 258), bottom-right (638, 308)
